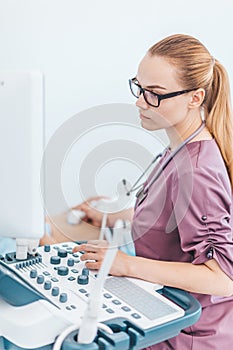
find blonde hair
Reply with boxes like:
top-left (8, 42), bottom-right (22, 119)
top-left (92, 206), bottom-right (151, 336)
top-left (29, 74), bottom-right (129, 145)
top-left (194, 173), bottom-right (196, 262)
top-left (149, 34), bottom-right (233, 190)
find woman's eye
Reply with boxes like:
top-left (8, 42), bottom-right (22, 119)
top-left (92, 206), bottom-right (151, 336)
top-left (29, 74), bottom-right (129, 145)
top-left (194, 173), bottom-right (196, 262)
top-left (149, 90), bottom-right (159, 95)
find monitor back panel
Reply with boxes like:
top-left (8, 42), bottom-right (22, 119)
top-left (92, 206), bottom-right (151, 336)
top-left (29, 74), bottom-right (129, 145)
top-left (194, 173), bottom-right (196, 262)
top-left (0, 71), bottom-right (44, 239)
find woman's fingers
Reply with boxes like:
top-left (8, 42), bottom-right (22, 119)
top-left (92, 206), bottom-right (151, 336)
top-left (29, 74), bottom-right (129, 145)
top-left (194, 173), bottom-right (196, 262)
top-left (73, 240), bottom-right (130, 275)
top-left (88, 239), bottom-right (108, 247)
top-left (80, 252), bottom-right (100, 262)
top-left (73, 240), bottom-right (108, 271)
top-left (85, 260), bottom-right (102, 270)
top-left (73, 240), bottom-right (108, 253)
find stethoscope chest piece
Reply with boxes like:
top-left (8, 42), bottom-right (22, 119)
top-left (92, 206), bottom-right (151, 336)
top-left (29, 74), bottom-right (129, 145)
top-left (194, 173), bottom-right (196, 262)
top-left (135, 187), bottom-right (148, 207)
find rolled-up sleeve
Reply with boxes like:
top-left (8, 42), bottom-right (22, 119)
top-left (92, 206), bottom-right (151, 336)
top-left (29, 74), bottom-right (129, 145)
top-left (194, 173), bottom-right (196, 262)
top-left (172, 167), bottom-right (233, 279)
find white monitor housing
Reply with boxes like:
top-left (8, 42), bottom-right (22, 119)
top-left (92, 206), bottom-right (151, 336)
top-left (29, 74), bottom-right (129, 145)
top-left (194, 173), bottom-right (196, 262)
top-left (0, 71), bottom-right (44, 241)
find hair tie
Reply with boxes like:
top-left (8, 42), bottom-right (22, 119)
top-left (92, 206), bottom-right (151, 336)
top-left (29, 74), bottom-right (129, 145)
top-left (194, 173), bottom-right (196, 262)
top-left (211, 56), bottom-right (215, 66)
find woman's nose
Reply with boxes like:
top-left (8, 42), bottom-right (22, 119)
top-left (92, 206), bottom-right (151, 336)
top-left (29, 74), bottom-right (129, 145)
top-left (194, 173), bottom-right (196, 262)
top-left (136, 93), bottom-right (149, 109)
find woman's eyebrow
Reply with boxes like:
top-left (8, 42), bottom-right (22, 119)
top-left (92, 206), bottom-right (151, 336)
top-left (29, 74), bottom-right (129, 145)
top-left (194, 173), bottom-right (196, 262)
top-left (146, 85), bottom-right (167, 90)
top-left (146, 84), bottom-right (167, 90)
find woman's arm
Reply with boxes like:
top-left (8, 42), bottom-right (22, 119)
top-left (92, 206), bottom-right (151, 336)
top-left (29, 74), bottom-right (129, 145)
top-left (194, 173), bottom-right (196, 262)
top-left (73, 242), bottom-right (233, 298)
top-left (126, 255), bottom-right (233, 297)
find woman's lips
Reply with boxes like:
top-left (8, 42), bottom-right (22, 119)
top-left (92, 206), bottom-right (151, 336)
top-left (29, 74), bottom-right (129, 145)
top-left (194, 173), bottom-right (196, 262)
top-left (140, 113), bottom-right (150, 120)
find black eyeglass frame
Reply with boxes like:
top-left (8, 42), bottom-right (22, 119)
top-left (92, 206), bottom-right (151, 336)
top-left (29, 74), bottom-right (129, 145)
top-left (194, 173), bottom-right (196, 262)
top-left (129, 78), bottom-right (196, 108)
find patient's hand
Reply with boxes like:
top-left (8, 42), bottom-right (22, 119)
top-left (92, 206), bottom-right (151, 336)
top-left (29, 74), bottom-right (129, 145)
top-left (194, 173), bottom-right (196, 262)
top-left (71, 196), bottom-right (108, 227)
top-left (73, 198), bottom-right (134, 228)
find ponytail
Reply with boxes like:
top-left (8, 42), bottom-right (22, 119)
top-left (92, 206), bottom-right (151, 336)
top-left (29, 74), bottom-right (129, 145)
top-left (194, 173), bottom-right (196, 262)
top-left (204, 60), bottom-right (233, 190)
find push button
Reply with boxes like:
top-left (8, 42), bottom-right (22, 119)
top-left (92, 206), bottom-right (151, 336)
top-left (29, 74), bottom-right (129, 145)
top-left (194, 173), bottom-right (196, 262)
top-left (82, 268), bottom-right (89, 276)
top-left (44, 245), bottom-right (51, 252)
top-left (51, 287), bottom-right (59, 296)
top-left (77, 275), bottom-right (89, 285)
top-left (57, 266), bottom-right (69, 276)
top-left (59, 293), bottom-right (68, 303)
top-left (37, 275), bottom-right (44, 284)
top-left (30, 269), bottom-right (37, 278)
top-left (67, 258), bottom-right (74, 266)
top-left (44, 281), bottom-right (52, 290)
top-left (50, 256), bottom-right (61, 265)
top-left (58, 249), bottom-right (67, 258)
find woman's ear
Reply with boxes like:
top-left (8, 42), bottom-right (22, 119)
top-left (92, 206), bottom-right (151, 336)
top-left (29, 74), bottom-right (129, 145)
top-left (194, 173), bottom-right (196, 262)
top-left (188, 88), bottom-right (205, 109)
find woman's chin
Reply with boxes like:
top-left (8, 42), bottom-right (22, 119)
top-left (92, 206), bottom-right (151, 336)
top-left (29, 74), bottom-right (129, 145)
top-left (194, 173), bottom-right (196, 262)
top-left (140, 120), bottom-right (161, 131)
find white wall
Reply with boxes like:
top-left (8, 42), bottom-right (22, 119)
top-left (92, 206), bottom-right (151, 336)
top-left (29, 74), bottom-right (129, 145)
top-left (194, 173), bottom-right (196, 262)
top-left (1, 0), bottom-right (233, 213)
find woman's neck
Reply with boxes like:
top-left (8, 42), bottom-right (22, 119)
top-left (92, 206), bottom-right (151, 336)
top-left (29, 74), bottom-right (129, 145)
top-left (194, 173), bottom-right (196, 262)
top-left (166, 113), bottom-right (213, 151)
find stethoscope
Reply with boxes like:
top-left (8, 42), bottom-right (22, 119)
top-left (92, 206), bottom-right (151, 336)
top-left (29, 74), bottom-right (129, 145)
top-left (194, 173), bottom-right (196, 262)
top-left (122, 121), bottom-right (206, 204)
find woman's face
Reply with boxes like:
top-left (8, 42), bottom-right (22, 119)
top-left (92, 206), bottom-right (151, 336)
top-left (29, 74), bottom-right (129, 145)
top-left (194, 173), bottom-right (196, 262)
top-left (135, 53), bottom-right (193, 132)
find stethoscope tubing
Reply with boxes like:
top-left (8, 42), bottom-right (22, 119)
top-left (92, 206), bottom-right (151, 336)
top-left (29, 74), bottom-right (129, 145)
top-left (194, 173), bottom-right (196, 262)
top-left (125, 121), bottom-right (206, 198)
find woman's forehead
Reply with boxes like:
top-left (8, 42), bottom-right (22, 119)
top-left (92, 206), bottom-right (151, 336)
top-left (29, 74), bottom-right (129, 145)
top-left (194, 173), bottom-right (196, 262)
top-left (137, 53), bottom-right (180, 89)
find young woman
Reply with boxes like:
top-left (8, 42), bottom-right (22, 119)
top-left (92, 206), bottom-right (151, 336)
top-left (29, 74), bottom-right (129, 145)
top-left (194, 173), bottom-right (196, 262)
top-left (73, 34), bottom-right (233, 349)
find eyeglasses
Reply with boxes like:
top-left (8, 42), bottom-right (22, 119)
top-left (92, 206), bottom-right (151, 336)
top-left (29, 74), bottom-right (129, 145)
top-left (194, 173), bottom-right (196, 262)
top-left (129, 77), bottom-right (196, 108)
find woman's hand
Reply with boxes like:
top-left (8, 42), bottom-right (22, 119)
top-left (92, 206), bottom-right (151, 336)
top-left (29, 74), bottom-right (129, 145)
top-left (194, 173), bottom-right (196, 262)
top-left (73, 240), bottom-right (131, 276)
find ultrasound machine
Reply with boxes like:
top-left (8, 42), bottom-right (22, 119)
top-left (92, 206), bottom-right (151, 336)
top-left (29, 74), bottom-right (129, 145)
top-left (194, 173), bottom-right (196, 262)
top-left (0, 71), bottom-right (201, 350)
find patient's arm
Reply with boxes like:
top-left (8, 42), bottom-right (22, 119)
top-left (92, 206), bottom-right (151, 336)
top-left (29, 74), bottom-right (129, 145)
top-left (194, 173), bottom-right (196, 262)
top-left (40, 194), bottom-right (134, 246)
top-left (40, 213), bottom-right (100, 245)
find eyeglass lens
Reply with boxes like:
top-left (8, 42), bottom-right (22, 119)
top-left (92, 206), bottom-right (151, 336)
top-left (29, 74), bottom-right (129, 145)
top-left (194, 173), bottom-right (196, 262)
top-left (130, 80), bottom-right (159, 107)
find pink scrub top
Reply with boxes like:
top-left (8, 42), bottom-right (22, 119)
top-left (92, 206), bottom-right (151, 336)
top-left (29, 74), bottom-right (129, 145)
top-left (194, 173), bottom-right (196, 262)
top-left (132, 139), bottom-right (233, 350)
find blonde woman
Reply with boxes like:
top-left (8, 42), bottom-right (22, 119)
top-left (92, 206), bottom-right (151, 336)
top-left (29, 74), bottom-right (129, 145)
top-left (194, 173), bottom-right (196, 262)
top-left (73, 34), bottom-right (233, 349)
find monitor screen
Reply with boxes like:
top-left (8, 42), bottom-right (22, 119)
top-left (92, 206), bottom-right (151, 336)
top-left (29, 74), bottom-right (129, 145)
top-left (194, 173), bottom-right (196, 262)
top-left (0, 71), bottom-right (44, 240)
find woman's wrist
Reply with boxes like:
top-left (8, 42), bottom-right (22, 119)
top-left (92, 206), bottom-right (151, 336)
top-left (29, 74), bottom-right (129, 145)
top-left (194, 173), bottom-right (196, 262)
top-left (123, 254), bottom-right (137, 277)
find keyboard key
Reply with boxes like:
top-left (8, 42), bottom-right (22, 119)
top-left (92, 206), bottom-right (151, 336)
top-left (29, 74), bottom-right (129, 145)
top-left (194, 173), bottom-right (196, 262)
top-left (106, 308), bottom-right (114, 314)
top-left (68, 276), bottom-right (75, 281)
top-left (51, 277), bottom-right (59, 282)
top-left (79, 288), bottom-right (87, 293)
top-left (43, 271), bottom-right (50, 276)
top-left (121, 306), bottom-right (131, 312)
top-left (103, 293), bottom-right (112, 299)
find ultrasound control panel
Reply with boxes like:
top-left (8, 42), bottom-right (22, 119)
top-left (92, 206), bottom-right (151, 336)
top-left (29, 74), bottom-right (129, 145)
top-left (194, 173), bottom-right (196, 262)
top-left (0, 242), bottom-right (202, 350)
top-left (0, 242), bottom-right (185, 329)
